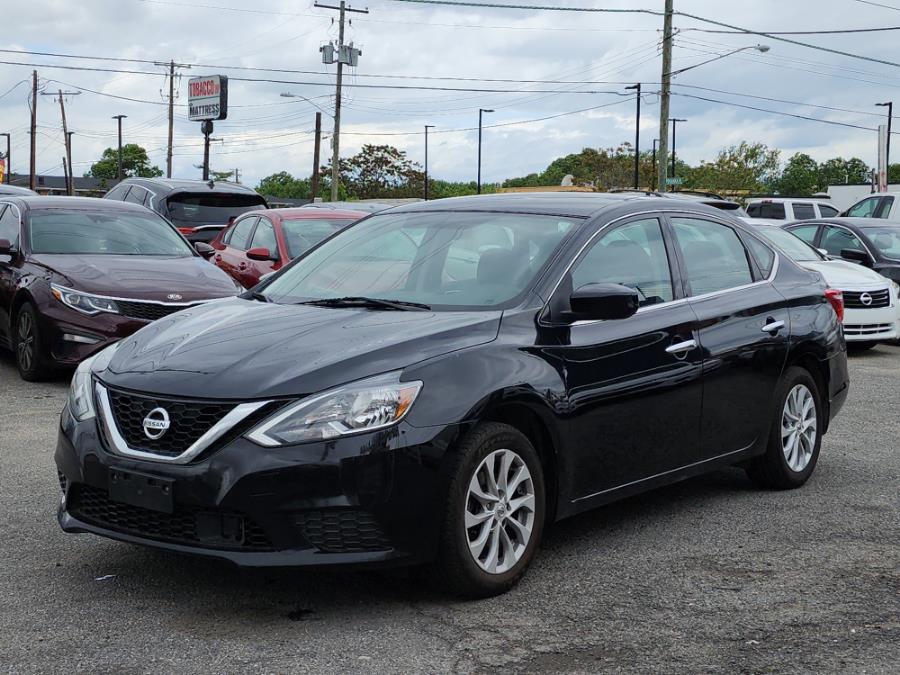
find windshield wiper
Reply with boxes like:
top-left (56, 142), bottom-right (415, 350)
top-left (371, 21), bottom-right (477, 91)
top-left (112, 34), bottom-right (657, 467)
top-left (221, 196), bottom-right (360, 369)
top-left (241, 290), bottom-right (270, 303)
top-left (300, 296), bottom-right (431, 311)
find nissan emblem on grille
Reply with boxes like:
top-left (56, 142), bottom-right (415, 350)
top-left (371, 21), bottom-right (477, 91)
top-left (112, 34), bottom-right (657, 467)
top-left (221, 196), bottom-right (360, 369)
top-left (167, 293), bottom-right (183, 301)
top-left (860, 292), bottom-right (873, 306)
top-left (142, 407), bottom-right (171, 440)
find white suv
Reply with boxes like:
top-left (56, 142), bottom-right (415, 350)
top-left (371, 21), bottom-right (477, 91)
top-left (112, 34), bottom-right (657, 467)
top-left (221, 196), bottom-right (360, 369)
top-left (843, 192), bottom-right (900, 220)
top-left (745, 198), bottom-right (840, 222)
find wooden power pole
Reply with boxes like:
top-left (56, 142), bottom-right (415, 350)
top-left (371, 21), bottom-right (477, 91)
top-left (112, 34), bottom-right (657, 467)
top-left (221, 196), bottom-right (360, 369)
top-left (657, 0), bottom-right (674, 192)
top-left (30, 71), bottom-right (37, 191)
top-left (311, 111), bottom-right (322, 200)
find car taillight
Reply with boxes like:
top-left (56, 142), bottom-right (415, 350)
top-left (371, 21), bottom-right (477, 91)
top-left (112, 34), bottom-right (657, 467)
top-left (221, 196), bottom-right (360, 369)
top-left (177, 227), bottom-right (197, 235)
top-left (825, 288), bottom-right (844, 322)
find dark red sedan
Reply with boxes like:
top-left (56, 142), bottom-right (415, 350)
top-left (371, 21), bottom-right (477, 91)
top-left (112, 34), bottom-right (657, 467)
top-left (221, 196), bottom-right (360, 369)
top-left (210, 208), bottom-right (366, 288)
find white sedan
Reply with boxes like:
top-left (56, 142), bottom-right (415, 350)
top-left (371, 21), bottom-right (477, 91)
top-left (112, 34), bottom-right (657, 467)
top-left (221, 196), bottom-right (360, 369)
top-left (752, 225), bottom-right (900, 351)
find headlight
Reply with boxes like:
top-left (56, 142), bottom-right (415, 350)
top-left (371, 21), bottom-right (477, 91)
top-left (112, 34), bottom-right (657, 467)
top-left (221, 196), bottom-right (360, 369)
top-left (67, 342), bottom-right (120, 421)
top-left (51, 283), bottom-right (119, 315)
top-left (892, 281), bottom-right (900, 299)
top-left (246, 372), bottom-right (423, 446)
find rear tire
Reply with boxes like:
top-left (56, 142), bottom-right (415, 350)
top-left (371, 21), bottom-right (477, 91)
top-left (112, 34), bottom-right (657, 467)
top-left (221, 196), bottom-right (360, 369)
top-left (746, 366), bottom-right (822, 490)
top-left (847, 341), bottom-right (877, 352)
top-left (14, 303), bottom-right (53, 382)
top-left (429, 422), bottom-right (546, 598)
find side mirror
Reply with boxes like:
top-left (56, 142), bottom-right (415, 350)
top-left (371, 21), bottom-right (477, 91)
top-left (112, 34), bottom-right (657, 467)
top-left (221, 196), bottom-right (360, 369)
top-left (0, 238), bottom-right (12, 255)
top-left (568, 283), bottom-right (639, 322)
top-left (247, 247), bottom-right (276, 262)
top-left (194, 242), bottom-right (215, 259)
top-left (840, 248), bottom-right (872, 266)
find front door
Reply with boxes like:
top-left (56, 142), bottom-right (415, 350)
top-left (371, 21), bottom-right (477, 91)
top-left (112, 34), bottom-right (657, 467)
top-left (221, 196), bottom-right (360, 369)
top-left (668, 215), bottom-right (790, 459)
top-left (555, 216), bottom-right (703, 498)
top-left (244, 215), bottom-right (279, 287)
top-left (0, 204), bottom-right (21, 346)
top-left (215, 215), bottom-right (257, 288)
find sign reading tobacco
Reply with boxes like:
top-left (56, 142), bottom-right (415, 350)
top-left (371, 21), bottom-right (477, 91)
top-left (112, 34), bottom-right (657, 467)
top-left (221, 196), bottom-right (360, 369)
top-left (188, 75), bottom-right (228, 121)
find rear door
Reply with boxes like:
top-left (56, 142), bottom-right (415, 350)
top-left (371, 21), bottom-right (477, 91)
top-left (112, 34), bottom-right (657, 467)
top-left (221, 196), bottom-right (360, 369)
top-left (668, 214), bottom-right (789, 459)
top-left (214, 216), bottom-right (257, 287)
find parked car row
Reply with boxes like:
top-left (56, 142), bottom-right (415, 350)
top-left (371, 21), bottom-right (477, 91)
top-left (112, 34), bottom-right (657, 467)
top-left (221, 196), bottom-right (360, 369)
top-left (37, 191), bottom-right (852, 597)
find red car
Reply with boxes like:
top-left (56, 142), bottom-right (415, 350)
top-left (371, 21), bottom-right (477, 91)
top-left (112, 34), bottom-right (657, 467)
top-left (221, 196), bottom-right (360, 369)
top-left (210, 208), bottom-right (366, 288)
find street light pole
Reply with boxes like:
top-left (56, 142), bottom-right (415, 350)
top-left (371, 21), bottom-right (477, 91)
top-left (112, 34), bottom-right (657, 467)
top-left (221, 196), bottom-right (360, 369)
top-left (668, 44), bottom-right (771, 78)
top-left (625, 83), bottom-right (641, 189)
top-left (477, 108), bottom-right (494, 195)
top-left (112, 115), bottom-right (127, 180)
top-left (424, 124), bottom-right (435, 200)
top-left (877, 101), bottom-right (893, 174)
top-left (0, 133), bottom-right (9, 183)
top-left (670, 118), bottom-right (687, 192)
top-left (652, 138), bottom-right (658, 183)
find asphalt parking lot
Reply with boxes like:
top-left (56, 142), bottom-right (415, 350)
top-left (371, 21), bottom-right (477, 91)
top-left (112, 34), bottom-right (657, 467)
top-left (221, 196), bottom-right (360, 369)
top-left (1, 347), bottom-right (898, 674)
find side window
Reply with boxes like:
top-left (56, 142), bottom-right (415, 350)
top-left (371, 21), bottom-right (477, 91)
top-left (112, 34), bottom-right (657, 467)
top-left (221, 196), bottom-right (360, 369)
top-left (670, 217), bottom-right (754, 296)
top-left (846, 197), bottom-right (880, 218)
top-left (788, 224), bottom-right (819, 245)
top-left (820, 225), bottom-right (868, 259)
top-left (125, 187), bottom-right (145, 205)
top-left (228, 217), bottom-right (257, 251)
top-left (747, 202), bottom-right (785, 219)
top-left (877, 196), bottom-right (894, 219)
top-left (792, 203), bottom-right (816, 220)
top-left (817, 204), bottom-right (839, 217)
top-left (570, 218), bottom-right (674, 308)
top-left (0, 205), bottom-right (20, 246)
top-left (744, 235), bottom-right (776, 278)
top-left (250, 217), bottom-right (278, 254)
top-left (104, 184), bottom-right (129, 201)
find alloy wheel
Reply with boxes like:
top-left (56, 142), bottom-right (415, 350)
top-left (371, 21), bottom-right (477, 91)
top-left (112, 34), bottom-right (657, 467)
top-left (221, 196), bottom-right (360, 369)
top-left (781, 384), bottom-right (817, 472)
top-left (16, 311), bottom-right (35, 373)
top-left (465, 448), bottom-right (536, 574)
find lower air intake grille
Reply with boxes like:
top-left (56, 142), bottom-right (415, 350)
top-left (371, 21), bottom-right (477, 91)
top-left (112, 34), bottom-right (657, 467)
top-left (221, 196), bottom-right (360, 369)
top-left (69, 484), bottom-right (274, 551)
top-left (117, 300), bottom-right (199, 322)
top-left (298, 510), bottom-right (392, 553)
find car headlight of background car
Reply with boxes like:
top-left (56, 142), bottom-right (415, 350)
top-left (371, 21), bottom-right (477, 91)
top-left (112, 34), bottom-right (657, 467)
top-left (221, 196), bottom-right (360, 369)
top-left (67, 342), bottom-right (120, 421)
top-left (51, 283), bottom-right (119, 315)
top-left (246, 371), bottom-right (423, 446)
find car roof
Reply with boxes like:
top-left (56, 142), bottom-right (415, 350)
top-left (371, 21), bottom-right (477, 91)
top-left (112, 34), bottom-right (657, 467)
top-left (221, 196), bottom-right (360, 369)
top-left (244, 207), bottom-right (368, 220)
top-left (0, 185), bottom-right (38, 196)
top-left (747, 197), bottom-right (832, 203)
top-left (384, 192), bottom-right (650, 217)
top-left (0, 195), bottom-right (155, 213)
top-left (119, 177), bottom-right (263, 197)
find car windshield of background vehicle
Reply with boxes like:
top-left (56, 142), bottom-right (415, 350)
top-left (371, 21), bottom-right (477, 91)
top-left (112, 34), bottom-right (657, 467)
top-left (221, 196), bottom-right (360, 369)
top-left (263, 211), bottom-right (581, 309)
top-left (860, 226), bottom-right (900, 260)
top-left (28, 210), bottom-right (195, 256)
top-left (282, 218), bottom-right (353, 258)
top-left (166, 193), bottom-right (267, 223)
top-left (747, 202), bottom-right (786, 219)
top-left (754, 227), bottom-right (823, 262)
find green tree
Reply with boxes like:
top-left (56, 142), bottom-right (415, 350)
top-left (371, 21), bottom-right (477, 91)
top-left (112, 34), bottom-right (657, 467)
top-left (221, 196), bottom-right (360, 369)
top-left (256, 171), bottom-right (311, 199)
top-left (428, 180), bottom-right (498, 198)
top-left (85, 144), bottom-right (162, 179)
top-left (776, 153), bottom-right (820, 196)
top-left (684, 142), bottom-right (781, 193)
top-left (210, 169), bottom-right (236, 182)
top-left (820, 157), bottom-right (871, 186)
top-left (326, 144), bottom-right (424, 199)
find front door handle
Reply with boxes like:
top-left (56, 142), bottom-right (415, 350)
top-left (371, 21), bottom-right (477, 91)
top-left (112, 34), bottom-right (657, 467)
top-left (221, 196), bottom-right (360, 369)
top-left (665, 339), bottom-right (697, 355)
top-left (762, 320), bottom-right (785, 334)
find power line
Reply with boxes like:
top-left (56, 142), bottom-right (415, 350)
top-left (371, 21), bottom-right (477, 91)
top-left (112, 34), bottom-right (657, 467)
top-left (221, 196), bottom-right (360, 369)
top-left (852, 0), bottom-right (900, 10)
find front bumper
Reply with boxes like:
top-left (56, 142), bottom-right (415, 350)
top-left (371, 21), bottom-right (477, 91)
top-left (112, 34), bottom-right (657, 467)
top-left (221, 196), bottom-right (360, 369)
top-left (55, 408), bottom-right (461, 568)
top-left (39, 304), bottom-right (149, 367)
top-left (843, 305), bottom-right (900, 342)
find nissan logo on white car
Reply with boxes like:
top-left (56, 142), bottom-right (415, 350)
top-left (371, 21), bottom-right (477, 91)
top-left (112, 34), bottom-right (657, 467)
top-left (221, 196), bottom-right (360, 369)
top-left (142, 408), bottom-right (171, 440)
top-left (860, 292), bottom-right (873, 306)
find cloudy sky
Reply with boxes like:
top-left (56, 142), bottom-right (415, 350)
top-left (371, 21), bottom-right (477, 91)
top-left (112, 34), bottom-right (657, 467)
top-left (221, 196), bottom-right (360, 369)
top-left (2, 0), bottom-right (899, 187)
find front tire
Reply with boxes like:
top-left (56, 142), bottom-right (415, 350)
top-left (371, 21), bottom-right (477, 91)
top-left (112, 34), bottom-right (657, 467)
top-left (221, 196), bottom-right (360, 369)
top-left (746, 366), bottom-right (823, 489)
top-left (14, 303), bottom-right (52, 381)
top-left (431, 422), bottom-right (546, 598)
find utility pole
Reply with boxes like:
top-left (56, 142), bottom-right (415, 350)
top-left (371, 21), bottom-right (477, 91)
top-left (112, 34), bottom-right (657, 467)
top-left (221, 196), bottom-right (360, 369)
top-left (233, 168), bottom-right (241, 184)
top-left (657, 0), bottom-right (674, 192)
top-left (61, 156), bottom-right (69, 195)
top-left (424, 124), bottom-right (434, 200)
top-left (316, 1), bottom-right (368, 201)
top-left (112, 115), bottom-right (127, 180)
top-left (30, 71), bottom-right (37, 191)
top-left (0, 133), bottom-right (9, 184)
top-left (877, 101), bottom-right (893, 173)
top-left (155, 60), bottom-right (190, 178)
top-left (477, 108), bottom-right (494, 194)
top-left (670, 118), bottom-right (687, 193)
top-left (311, 111), bottom-right (322, 200)
top-left (66, 131), bottom-right (74, 193)
top-left (652, 138), bottom-right (658, 182)
top-left (626, 83), bottom-right (641, 189)
top-left (43, 89), bottom-right (81, 196)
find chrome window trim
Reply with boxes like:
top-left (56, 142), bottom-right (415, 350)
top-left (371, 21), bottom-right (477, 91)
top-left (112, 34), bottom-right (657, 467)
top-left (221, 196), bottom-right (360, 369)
top-left (95, 382), bottom-right (271, 464)
top-left (50, 282), bottom-right (224, 308)
top-left (542, 208), bottom-right (780, 328)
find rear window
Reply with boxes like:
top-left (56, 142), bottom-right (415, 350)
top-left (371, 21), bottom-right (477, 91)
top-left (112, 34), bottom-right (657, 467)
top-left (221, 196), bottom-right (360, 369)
top-left (792, 203), bottom-right (816, 220)
top-left (746, 202), bottom-right (786, 220)
top-left (166, 193), bottom-right (266, 224)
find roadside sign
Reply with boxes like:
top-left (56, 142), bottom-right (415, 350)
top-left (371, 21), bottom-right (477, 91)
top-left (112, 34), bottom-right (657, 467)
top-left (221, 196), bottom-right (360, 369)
top-left (665, 177), bottom-right (684, 186)
top-left (188, 75), bottom-right (228, 121)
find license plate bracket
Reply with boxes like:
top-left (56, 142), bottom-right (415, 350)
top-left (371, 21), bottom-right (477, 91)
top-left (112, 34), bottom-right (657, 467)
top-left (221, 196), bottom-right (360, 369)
top-left (108, 469), bottom-right (174, 514)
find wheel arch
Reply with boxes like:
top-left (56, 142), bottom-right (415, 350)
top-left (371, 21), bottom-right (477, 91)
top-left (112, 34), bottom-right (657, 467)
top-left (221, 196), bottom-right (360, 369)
top-left (785, 342), bottom-right (832, 432)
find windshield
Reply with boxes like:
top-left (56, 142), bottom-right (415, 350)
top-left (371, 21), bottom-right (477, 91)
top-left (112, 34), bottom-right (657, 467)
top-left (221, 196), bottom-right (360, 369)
top-left (754, 226), bottom-right (823, 262)
top-left (166, 193), bottom-right (267, 224)
top-left (860, 226), bottom-right (900, 259)
top-left (28, 209), bottom-right (194, 256)
top-left (263, 211), bottom-right (580, 309)
top-left (282, 218), bottom-right (354, 258)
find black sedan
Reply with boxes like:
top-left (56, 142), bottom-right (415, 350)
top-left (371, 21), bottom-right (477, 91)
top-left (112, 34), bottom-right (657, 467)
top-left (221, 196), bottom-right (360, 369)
top-left (783, 217), bottom-right (900, 282)
top-left (55, 193), bottom-right (849, 597)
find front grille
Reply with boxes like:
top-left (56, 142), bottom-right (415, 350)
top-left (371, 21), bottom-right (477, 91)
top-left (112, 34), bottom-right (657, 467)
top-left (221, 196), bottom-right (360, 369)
top-left (107, 388), bottom-right (234, 458)
top-left (843, 289), bottom-right (891, 309)
top-left (69, 484), bottom-right (274, 551)
top-left (844, 323), bottom-right (895, 336)
top-left (298, 510), bottom-right (392, 553)
top-left (117, 300), bottom-right (199, 322)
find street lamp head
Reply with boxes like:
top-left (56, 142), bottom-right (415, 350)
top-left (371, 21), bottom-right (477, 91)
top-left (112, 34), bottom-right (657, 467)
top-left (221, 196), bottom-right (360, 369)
top-left (480, 109), bottom-right (495, 113)
top-left (670, 118), bottom-right (687, 123)
top-left (279, 93), bottom-right (294, 98)
top-left (877, 102), bottom-right (893, 107)
top-left (755, 44), bottom-right (771, 53)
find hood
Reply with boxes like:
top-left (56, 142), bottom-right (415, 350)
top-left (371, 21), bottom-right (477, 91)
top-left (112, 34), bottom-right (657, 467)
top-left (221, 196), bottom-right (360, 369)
top-left (31, 254), bottom-right (240, 301)
top-left (99, 298), bottom-right (502, 398)
top-left (799, 259), bottom-right (893, 289)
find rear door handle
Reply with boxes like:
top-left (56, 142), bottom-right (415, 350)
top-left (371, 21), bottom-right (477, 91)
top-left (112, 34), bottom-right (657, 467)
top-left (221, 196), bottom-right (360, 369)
top-left (762, 320), bottom-right (785, 334)
top-left (665, 339), bottom-right (697, 355)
